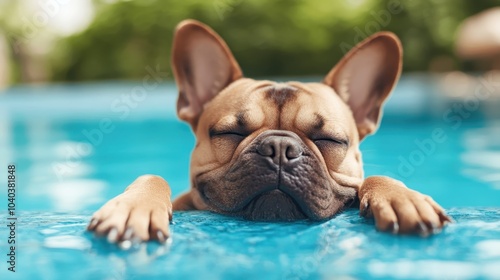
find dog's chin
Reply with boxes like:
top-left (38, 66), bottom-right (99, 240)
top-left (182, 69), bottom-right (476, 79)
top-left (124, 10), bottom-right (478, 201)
top-left (241, 189), bottom-right (307, 221)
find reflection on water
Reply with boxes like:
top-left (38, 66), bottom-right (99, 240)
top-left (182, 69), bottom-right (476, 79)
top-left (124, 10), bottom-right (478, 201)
top-left (44, 235), bottom-right (91, 250)
top-left (476, 240), bottom-right (500, 258)
top-left (461, 121), bottom-right (500, 190)
top-left (367, 259), bottom-right (500, 279)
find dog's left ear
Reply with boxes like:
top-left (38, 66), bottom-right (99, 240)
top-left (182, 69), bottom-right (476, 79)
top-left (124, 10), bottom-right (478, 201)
top-left (172, 20), bottom-right (243, 128)
top-left (324, 32), bottom-right (402, 140)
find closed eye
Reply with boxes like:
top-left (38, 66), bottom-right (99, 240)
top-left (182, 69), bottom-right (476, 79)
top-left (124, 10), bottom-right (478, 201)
top-left (313, 138), bottom-right (349, 146)
top-left (213, 131), bottom-right (246, 137)
top-left (209, 129), bottom-right (248, 139)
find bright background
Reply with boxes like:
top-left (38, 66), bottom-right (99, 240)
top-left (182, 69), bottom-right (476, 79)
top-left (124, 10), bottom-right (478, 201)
top-left (1, 0), bottom-right (500, 87)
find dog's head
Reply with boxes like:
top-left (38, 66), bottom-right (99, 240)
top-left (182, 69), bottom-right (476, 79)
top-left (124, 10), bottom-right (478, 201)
top-left (171, 20), bottom-right (402, 221)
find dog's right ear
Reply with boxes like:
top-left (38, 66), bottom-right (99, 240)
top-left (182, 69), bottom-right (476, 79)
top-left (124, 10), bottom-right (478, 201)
top-left (171, 20), bottom-right (243, 128)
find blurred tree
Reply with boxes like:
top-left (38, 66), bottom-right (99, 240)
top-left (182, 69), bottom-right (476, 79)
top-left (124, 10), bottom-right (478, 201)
top-left (4, 0), bottom-right (500, 83)
top-left (0, 1), bottom-right (32, 84)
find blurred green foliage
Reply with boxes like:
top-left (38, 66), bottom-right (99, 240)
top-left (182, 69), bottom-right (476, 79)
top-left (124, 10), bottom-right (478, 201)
top-left (4, 0), bottom-right (500, 83)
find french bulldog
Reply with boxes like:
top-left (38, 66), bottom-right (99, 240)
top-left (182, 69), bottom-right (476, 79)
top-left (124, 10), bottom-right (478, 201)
top-left (87, 20), bottom-right (451, 244)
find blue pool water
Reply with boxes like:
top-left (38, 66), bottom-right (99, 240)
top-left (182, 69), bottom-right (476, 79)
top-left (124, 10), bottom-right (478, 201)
top-left (0, 76), bottom-right (499, 279)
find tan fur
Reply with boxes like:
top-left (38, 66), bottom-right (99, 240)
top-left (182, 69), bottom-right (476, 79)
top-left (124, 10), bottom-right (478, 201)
top-left (88, 20), bottom-right (451, 243)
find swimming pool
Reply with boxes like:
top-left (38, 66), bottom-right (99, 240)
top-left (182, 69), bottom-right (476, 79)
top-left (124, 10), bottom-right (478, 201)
top-left (0, 75), bottom-right (499, 279)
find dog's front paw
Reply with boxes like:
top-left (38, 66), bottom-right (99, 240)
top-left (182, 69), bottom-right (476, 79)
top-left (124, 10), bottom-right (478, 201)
top-left (359, 176), bottom-right (452, 236)
top-left (87, 176), bottom-right (172, 245)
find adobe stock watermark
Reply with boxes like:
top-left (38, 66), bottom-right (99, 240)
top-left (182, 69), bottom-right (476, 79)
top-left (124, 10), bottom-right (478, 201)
top-left (213, 0), bottom-right (243, 20)
top-left (389, 75), bottom-right (500, 179)
top-left (52, 65), bottom-right (169, 180)
top-left (6, 0), bottom-right (69, 53)
top-left (339, 0), bottom-right (403, 54)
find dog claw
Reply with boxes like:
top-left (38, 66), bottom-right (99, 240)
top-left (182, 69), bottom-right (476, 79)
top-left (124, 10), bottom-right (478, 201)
top-left (118, 228), bottom-right (140, 250)
top-left (118, 240), bottom-right (132, 250)
top-left (417, 222), bottom-right (429, 237)
top-left (122, 227), bottom-right (134, 241)
top-left (431, 226), bottom-right (442, 234)
top-left (428, 221), bottom-right (441, 234)
top-left (107, 228), bottom-right (118, 243)
top-left (360, 201), bottom-right (370, 217)
top-left (441, 213), bottom-right (454, 225)
top-left (87, 218), bottom-right (98, 230)
top-left (390, 221), bottom-right (399, 234)
top-left (157, 230), bottom-right (168, 243)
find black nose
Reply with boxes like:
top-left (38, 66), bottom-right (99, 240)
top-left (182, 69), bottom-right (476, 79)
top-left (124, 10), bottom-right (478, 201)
top-left (257, 135), bottom-right (303, 165)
